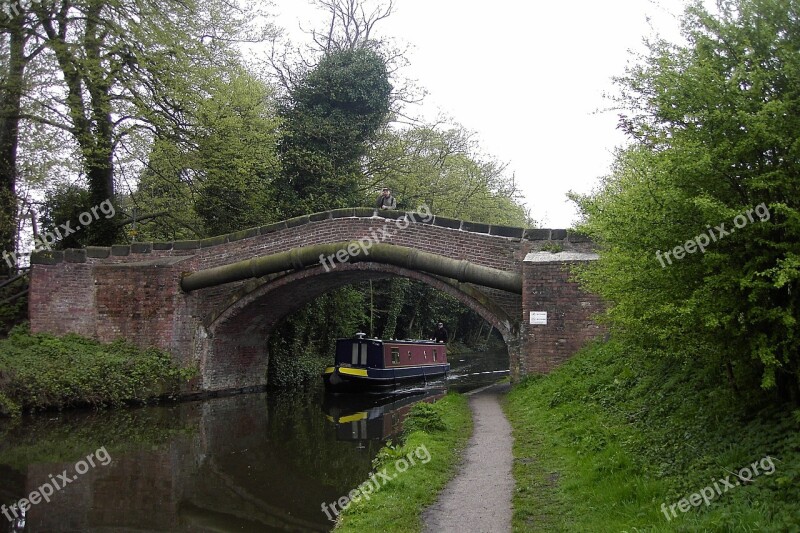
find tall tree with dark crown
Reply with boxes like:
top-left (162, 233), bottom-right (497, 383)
top-left (275, 46), bottom-right (392, 215)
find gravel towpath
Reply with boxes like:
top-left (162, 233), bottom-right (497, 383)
top-left (422, 383), bottom-right (514, 533)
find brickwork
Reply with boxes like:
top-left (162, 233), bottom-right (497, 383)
top-left (28, 210), bottom-right (604, 392)
top-left (520, 253), bottom-right (607, 377)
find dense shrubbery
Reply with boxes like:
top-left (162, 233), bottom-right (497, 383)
top-left (571, 0), bottom-right (800, 402)
top-left (403, 401), bottom-right (447, 434)
top-left (0, 326), bottom-right (196, 417)
top-left (0, 278), bottom-right (28, 338)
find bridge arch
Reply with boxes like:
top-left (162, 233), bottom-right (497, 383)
top-left (198, 262), bottom-right (516, 391)
top-left (28, 209), bottom-right (605, 394)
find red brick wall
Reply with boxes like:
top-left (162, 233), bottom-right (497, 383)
top-left (28, 263), bottom-right (96, 337)
top-left (520, 255), bottom-right (606, 377)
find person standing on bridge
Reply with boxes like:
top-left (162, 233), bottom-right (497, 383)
top-left (376, 187), bottom-right (397, 210)
top-left (434, 322), bottom-right (449, 343)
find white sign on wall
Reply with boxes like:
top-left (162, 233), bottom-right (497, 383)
top-left (529, 311), bottom-right (548, 325)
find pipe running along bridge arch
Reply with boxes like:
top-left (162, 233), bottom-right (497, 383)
top-left (28, 208), bottom-right (604, 394)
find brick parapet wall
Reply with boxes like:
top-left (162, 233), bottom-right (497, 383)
top-left (520, 256), bottom-right (606, 375)
top-left (28, 263), bottom-right (97, 338)
top-left (30, 210), bottom-right (594, 274)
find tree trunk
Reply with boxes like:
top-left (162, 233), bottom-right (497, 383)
top-left (39, 3), bottom-right (120, 246)
top-left (406, 308), bottom-right (417, 339)
top-left (82, 4), bottom-right (118, 246)
top-left (381, 278), bottom-right (407, 340)
top-left (369, 280), bottom-right (374, 337)
top-left (0, 16), bottom-right (26, 274)
top-left (84, 155), bottom-right (117, 245)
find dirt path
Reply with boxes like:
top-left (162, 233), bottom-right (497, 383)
top-left (422, 383), bottom-right (513, 533)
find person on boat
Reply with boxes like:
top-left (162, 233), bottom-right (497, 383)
top-left (376, 187), bottom-right (397, 210)
top-left (434, 322), bottom-right (449, 343)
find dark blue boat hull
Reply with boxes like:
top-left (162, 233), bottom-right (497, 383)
top-left (323, 364), bottom-right (450, 393)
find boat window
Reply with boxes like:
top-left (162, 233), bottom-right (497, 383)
top-left (408, 350), bottom-right (412, 361)
top-left (391, 348), bottom-right (400, 364)
top-left (351, 343), bottom-right (359, 365)
top-left (433, 349), bottom-right (437, 362)
top-left (360, 343), bottom-right (368, 366)
top-left (424, 350), bottom-right (427, 360)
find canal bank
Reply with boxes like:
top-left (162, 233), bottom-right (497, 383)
top-left (503, 341), bottom-right (800, 531)
top-left (0, 326), bottom-right (196, 417)
top-left (333, 382), bottom-right (514, 533)
top-left (334, 393), bottom-right (472, 532)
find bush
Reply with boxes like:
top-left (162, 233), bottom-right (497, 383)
top-left (0, 281), bottom-right (28, 337)
top-left (0, 325), bottom-right (196, 415)
top-left (0, 391), bottom-right (20, 417)
top-left (404, 401), bottom-right (447, 434)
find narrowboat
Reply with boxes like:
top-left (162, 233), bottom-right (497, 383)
top-left (322, 333), bottom-right (449, 392)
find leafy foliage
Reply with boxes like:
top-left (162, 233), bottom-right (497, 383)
top-left (267, 286), bottom-right (367, 387)
top-left (366, 124), bottom-right (530, 226)
top-left (0, 325), bottom-right (196, 415)
top-left (572, 0), bottom-right (800, 401)
top-left (403, 401), bottom-right (447, 434)
top-left (129, 69), bottom-right (282, 240)
top-left (39, 185), bottom-right (95, 249)
top-left (192, 70), bottom-right (282, 235)
top-left (275, 47), bottom-right (392, 215)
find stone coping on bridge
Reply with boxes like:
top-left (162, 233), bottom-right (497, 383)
top-left (524, 251), bottom-right (600, 263)
top-left (30, 207), bottom-right (592, 265)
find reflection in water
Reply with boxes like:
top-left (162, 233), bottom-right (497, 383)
top-left (323, 388), bottom-right (446, 444)
top-left (447, 349), bottom-right (510, 392)
top-left (0, 349), bottom-right (508, 532)
top-left (0, 388), bottom-right (379, 532)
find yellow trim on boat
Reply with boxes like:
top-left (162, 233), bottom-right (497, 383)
top-left (338, 367), bottom-right (368, 377)
top-left (324, 367), bottom-right (335, 374)
top-left (338, 412), bottom-right (368, 423)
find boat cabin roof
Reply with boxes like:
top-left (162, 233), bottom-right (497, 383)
top-left (337, 337), bottom-right (442, 346)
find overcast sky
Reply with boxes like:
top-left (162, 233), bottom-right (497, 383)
top-left (272, 0), bottom-right (690, 228)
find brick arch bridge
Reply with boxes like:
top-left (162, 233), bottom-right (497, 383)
top-left (29, 208), bottom-right (604, 393)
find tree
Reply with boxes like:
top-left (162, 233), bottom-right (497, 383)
top-left (192, 70), bottom-right (282, 236)
top-left (274, 47), bottom-right (392, 215)
top-left (20, 0), bottom-right (272, 245)
top-left (366, 123), bottom-right (530, 226)
top-left (0, 8), bottom-right (47, 272)
top-left (310, 0), bottom-right (394, 53)
top-left (573, 0), bottom-right (800, 402)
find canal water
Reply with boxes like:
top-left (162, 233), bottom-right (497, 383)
top-left (0, 350), bottom-right (507, 532)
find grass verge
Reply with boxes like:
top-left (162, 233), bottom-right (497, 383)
top-left (0, 325), bottom-right (196, 417)
top-left (505, 339), bottom-right (800, 532)
top-left (335, 393), bottom-right (472, 532)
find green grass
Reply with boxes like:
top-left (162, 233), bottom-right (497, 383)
top-left (505, 339), bottom-right (800, 532)
top-left (335, 393), bottom-right (472, 532)
top-left (0, 325), bottom-right (196, 417)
